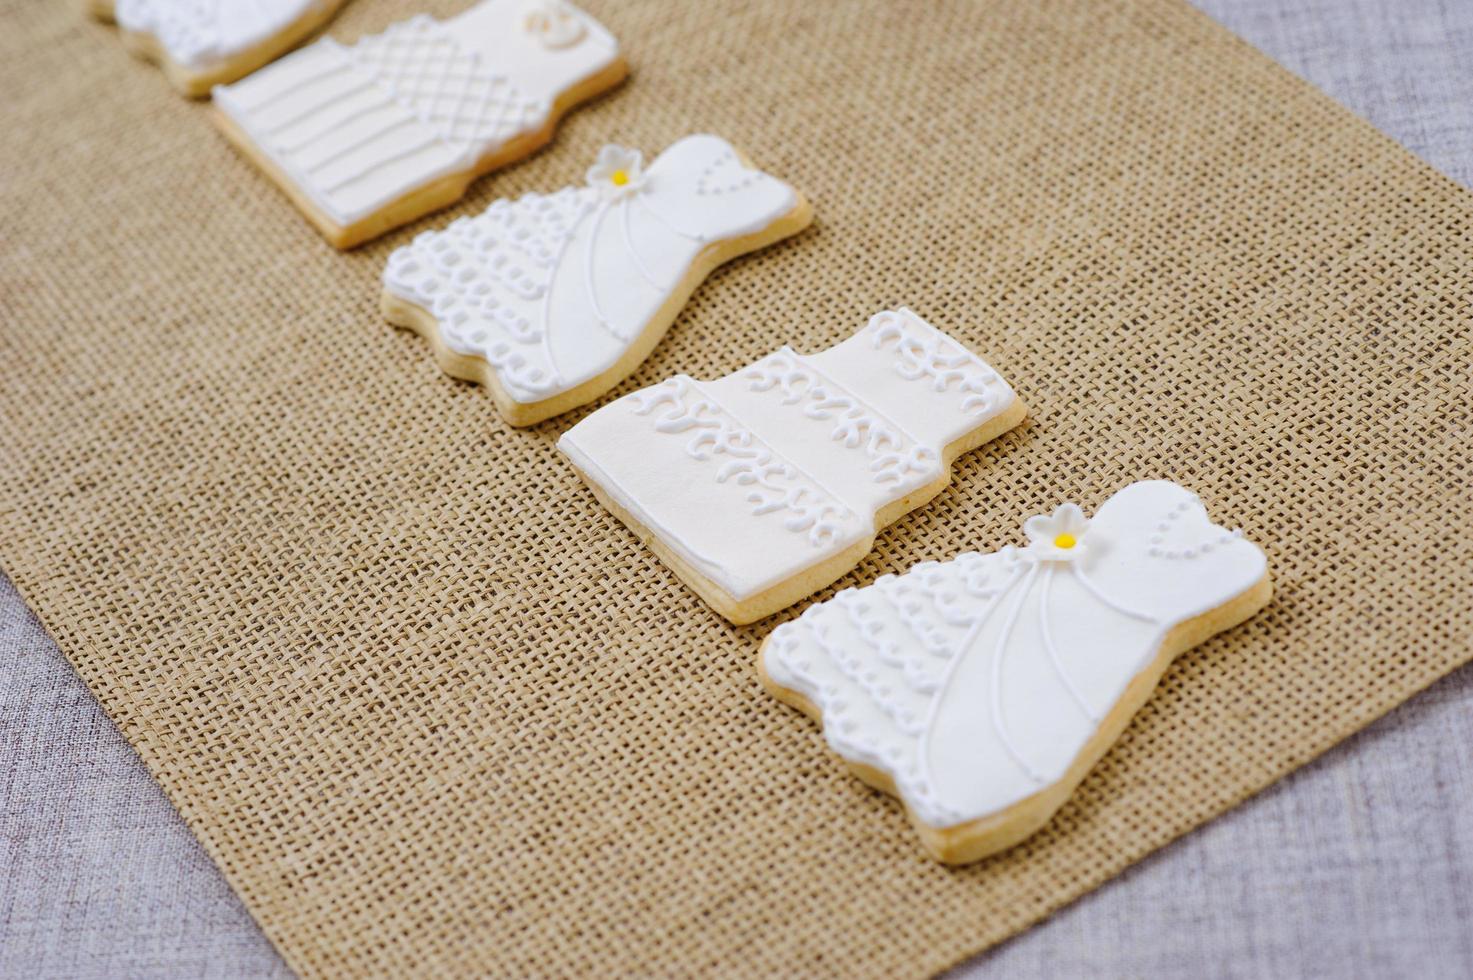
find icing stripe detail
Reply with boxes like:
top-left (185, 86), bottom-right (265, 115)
top-left (635, 195), bottom-right (709, 243)
top-left (915, 561), bottom-right (1026, 795)
top-left (321, 134), bottom-right (438, 192)
top-left (620, 196), bottom-right (674, 291)
top-left (274, 95), bottom-right (395, 152)
top-left (582, 201), bottom-right (621, 339)
top-left (989, 564), bottom-right (1047, 784)
top-left (1040, 564), bottom-right (1101, 722)
top-left (1072, 567), bottom-right (1159, 623)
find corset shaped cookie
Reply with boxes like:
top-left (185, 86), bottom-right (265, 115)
top-left (760, 480), bottom-right (1272, 862)
top-left (212, 0), bottom-right (625, 245)
top-left (382, 135), bottom-right (810, 423)
top-left (559, 309), bottom-right (1027, 622)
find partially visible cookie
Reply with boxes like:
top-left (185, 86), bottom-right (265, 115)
top-left (87, 0), bottom-right (348, 98)
top-left (381, 135), bottom-right (813, 426)
top-left (559, 309), bottom-right (1028, 624)
top-left (759, 480), bottom-right (1273, 863)
top-left (212, 0), bottom-right (628, 248)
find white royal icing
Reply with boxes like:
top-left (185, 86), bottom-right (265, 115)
top-left (212, 0), bottom-right (621, 226)
top-left (382, 135), bottom-right (799, 404)
top-left (557, 309), bottom-right (1020, 602)
top-left (762, 481), bottom-right (1268, 829)
top-left (115, 0), bottom-right (329, 69)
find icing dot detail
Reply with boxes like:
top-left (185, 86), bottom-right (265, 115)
top-left (1150, 496), bottom-right (1246, 560)
top-left (695, 149), bottom-right (764, 196)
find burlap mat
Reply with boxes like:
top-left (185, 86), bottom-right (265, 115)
top-left (1, 0), bottom-right (1469, 975)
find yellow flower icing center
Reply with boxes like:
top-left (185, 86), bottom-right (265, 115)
top-left (611, 169), bottom-right (630, 186)
top-left (1053, 532), bottom-right (1077, 550)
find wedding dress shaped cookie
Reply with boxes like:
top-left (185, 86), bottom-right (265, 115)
top-left (559, 309), bottom-right (1027, 623)
top-left (760, 481), bottom-right (1272, 863)
top-left (382, 135), bottom-right (813, 425)
top-left (211, 0), bottom-right (627, 248)
top-left (88, 0), bottom-right (348, 97)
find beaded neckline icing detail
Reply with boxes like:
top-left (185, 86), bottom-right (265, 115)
top-left (695, 147), bottom-right (764, 196)
top-left (1146, 492), bottom-right (1244, 559)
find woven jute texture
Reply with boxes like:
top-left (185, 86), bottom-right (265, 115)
top-left (2, 0), bottom-right (1470, 975)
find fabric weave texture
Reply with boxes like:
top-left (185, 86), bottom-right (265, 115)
top-left (1, 0), bottom-right (1470, 976)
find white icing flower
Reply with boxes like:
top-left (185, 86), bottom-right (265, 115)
top-left (1024, 502), bottom-right (1090, 561)
top-left (524, 1), bottom-right (586, 49)
top-left (586, 145), bottom-right (646, 199)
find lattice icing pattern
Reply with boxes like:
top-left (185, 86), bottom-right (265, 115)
top-left (762, 481), bottom-right (1269, 830)
top-left (115, 0), bottom-right (324, 69)
top-left (350, 17), bottom-right (547, 153)
top-left (213, 0), bottom-right (622, 227)
top-left (558, 309), bottom-right (1022, 606)
top-left (383, 135), bottom-right (801, 405)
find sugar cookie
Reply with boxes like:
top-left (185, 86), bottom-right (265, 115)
top-left (87, 0), bottom-right (348, 98)
top-left (211, 0), bottom-right (627, 248)
top-left (558, 309), bottom-right (1027, 624)
top-left (381, 135), bottom-right (813, 425)
top-left (759, 480), bottom-right (1272, 863)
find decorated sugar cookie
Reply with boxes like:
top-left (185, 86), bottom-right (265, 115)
top-left (382, 135), bottom-right (813, 425)
top-left (211, 0), bottom-right (627, 248)
top-left (760, 480), bottom-right (1272, 864)
top-left (88, 0), bottom-right (348, 98)
top-left (558, 309), bottom-right (1027, 623)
